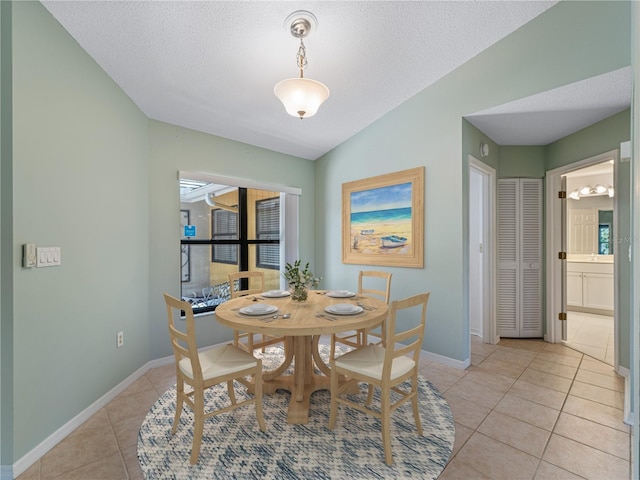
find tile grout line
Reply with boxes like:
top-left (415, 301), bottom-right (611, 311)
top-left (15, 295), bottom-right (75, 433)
top-left (534, 350), bottom-right (584, 478)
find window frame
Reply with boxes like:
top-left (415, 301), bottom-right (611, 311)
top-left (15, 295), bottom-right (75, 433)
top-left (180, 187), bottom-right (280, 314)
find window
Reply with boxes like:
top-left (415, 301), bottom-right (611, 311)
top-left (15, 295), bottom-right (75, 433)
top-left (211, 209), bottom-right (238, 264)
top-left (598, 209), bottom-right (613, 255)
top-left (178, 174), bottom-right (299, 315)
top-left (598, 224), bottom-right (611, 255)
top-left (256, 197), bottom-right (280, 269)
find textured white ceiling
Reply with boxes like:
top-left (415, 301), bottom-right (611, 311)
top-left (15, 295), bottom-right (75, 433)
top-left (466, 67), bottom-right (632, 145)
top-left (40, 1), bottom-right (629, 160)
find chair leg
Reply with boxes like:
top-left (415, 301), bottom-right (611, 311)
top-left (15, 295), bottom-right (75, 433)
top-left (411, 376), bottom-right (423, 435)
top-left (328, 366), bottom-right (339, 429)
top-left (190, 388), bottom-right (205, 464)
top-left (365, 384), bottom-right (375, 406)
top-left (254, 364), bottom-right (266, 432)
top-left (381, 387), bottom-right (393, 466)
top-left (172, 377), bottom-right (184, 434)
top-left (227, 380), bottom-right (237, 405)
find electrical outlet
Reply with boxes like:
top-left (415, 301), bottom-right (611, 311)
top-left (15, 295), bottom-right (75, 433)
top-left (116, 331), bottom-right (124, 348)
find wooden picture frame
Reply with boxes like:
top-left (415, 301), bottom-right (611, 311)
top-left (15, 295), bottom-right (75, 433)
top-left (342, 167), bottom-right (424, 268)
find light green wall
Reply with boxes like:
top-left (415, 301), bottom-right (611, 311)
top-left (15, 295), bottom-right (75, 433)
top-left (462, 120), bottom-right (499, 171)
top-left (147, 120), bottom-right (315, 359)
top-left (546, 109), bottom-right (632, 369)
top-left (315, 1), bottom-right (631, 362)
top-left (499, 146), bottom-right (546, 178)
top-left (2, 0), bottom-right (636, 472)
top-left (547, 109), bottom-right (631, 170)
top-left (11, 2), bottom-right (150, 459)
top-left (0, 1), bottom-right (13, 472)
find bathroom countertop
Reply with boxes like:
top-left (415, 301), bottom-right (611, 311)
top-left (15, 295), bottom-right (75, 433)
top-left (566, 254), bottom-right (614, 264)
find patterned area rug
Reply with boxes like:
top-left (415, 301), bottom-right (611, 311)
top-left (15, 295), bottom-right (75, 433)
top-left (138, 345), bottom-right (454, 479)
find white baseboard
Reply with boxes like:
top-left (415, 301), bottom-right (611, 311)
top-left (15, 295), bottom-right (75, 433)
top-left (421, 349), bottom-right (470, 370)
top-left (11, 344), bottom-right (221, 478)
top-left (12, 362), bottom-right (152, 478)
top-left (12, 341), bottom-right (463, 477)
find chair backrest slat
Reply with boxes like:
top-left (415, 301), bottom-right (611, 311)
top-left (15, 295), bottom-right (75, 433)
top-left (164, 293), bottom-right (203, 383)
top-left (229, 271), bottom-right (265, 299)
top-left (358, 270), bottom-right (392, 304)
top-left (383, 292), bottom-right (430, 374)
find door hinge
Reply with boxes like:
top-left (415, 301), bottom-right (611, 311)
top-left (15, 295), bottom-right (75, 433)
top-left (558, 252), bottom-right (566, 260)
top-left (558, 191), bottom-right (566, 199)
top-left (558, 312), bottom-right (567, 321)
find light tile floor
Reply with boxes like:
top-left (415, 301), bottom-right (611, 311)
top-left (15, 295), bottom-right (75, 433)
top-left (566, 312), bottom-right (614, 365)
top-left (16, 336), bottom-right (630, 479)
top-left (440, 336), bottom-right (629, 480)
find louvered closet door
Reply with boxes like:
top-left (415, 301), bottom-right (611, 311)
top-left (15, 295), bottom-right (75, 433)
top-left (519, 179), bottom-right (542, 337)
top-left (497, 179), bottom-right (518, 337)
top-left (497, 178), bottom-right (542, 338)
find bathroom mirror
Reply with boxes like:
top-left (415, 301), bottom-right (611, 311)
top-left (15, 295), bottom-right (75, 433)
top-left (567, 197), bottom-right (614, 255)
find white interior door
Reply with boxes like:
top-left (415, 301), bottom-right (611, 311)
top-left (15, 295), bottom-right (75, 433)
top-left (469, 168), bottom-right (484, 338)
top-left (560, 175), bottom-right (568, 341)
top-left (497, 179), bottom-right (518, 337)
top-left (519, 179), bottom-right (543, 337)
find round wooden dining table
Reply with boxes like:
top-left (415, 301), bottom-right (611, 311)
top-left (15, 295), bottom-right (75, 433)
top-left (214, 290), bottom-right (388, 424)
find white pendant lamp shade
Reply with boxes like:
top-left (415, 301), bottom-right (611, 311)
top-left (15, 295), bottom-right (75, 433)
top-left (275, 11), bottom-right (329, 119)
top-left (274, 77), bottom-right (330, 119)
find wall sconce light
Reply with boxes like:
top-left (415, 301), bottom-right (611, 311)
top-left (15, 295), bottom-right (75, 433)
top-left (569, 184), bottom-right (613, 200)
top-left (274, 11), bottom-right (330, 119)
top-left (480, 142), bottom-right (489, 158)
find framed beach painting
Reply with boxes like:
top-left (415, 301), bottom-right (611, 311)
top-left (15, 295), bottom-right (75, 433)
top-left (342, 167), bottom-right (424, 268)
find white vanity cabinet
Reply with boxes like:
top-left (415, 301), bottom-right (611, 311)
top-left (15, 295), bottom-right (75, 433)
top-left (567, 262), bottom-right (614, 311)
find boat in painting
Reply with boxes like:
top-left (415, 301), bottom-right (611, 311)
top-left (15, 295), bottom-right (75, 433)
top-left (380, 235), bottom-right (407, 248)
top-left (360, 229), bottom-right (375, 235)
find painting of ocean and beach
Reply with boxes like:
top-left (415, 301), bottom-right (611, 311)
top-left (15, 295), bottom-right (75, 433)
top-left (350, 183), bottom-right (412, 255)
top-left (342, 167), bottom-right (424, 268)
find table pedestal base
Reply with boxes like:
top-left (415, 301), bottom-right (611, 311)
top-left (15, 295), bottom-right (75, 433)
top-left (258, 335), bottom-right (358, 424)
top-left (262, 372), bottom-right (330, 424)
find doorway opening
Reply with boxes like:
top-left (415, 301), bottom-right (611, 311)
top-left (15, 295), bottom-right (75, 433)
top-left (545, 150), bottom-right (618, 367)
top-left (468, 156), bottom-right (498, 348)
top-left (564, 160), bottom-right (615, 364)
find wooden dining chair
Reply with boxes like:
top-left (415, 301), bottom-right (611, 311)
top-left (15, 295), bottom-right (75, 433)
top-left (164, 293), bottom-right (266, 464)
top-left (329, 292), bottom-right (430, 466)
top-left (333, 270), bottom-right (392, 351)
top-left (228, 271), bottom-right (284, 352)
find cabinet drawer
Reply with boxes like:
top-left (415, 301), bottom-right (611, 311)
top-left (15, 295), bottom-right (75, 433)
top-left (567, 262), bottom-right (613, 274)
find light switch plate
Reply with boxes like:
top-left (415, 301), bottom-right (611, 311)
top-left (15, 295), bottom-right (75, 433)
top-left (36, 247), bottom-right (61, 267)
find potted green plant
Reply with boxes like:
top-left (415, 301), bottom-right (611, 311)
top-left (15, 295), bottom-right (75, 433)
top-left (282, 260), bottom-right (321, 302)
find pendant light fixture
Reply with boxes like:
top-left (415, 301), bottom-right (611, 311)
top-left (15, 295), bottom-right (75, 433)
top-left (274, 11), bottom-right (330, 119)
